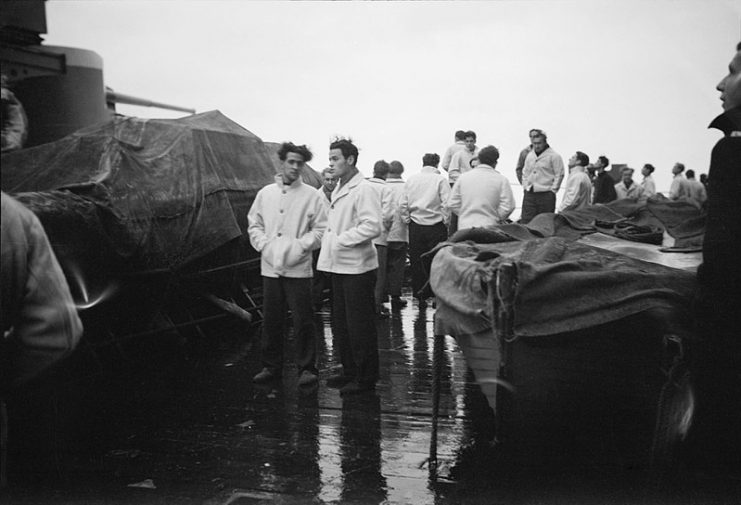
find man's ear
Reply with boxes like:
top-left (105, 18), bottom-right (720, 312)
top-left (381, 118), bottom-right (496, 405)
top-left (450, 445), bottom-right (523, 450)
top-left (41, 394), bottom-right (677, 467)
top-left (348, 154), bottom-right (356, 166)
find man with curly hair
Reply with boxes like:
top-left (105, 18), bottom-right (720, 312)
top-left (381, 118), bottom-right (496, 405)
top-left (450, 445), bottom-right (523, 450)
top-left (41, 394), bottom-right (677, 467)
top-left (248, 142), bottom-right (327, 387)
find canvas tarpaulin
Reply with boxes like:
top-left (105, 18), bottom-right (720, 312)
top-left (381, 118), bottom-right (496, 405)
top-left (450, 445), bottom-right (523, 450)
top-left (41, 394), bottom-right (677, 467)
top-left (431, 237), bottom-right (697, 339)
top-left (0, 110), bottom-right (276, 270)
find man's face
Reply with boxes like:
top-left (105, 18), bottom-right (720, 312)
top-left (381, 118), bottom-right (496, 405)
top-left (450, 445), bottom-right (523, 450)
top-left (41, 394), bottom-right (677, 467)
top-left (464, 136), bottom-right (476, 152)
top-left (568, 154), bottom-right (577, 168)
top-left (281, 152), bottom-right (305, 185)
top-left (672, 163), bottom-right (682, 175)
top-left (322, 172), bottom-right (337, 192)
top-left (328, 148), bottom-right (354, 181)
top-left (622, 170), bottom-right (634, 184)
top-left (529, 130), bottom-right (539, 143)
top-left (641, 166), bottom-right (651, 177)
top-left (717, 49), bottom-right (741, 111)
top-left (532, 136), bottom-right (546, 155)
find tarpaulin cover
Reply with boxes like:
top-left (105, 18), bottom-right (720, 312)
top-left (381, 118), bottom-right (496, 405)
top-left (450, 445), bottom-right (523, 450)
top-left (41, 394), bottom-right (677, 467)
top-left (431, 237), bottom-right (696, 338)
top-left (0, 111), bottom-right (276, 270)
top-left (457, 197), bottom-right (705, 248)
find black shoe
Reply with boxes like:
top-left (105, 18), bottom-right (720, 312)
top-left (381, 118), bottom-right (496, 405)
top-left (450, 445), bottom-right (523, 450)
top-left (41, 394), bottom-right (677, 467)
top-left (340, 380), bottom-right (375, 395)
top-left (253, 367), bottom-right (278, 384)
top-left (298, 370), bottom-right (318, 386)
top-left (326, 374), bottom-right (353, 388)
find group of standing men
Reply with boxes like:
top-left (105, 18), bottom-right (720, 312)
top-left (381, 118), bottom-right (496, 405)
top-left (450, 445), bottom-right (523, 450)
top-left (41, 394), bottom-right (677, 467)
top-left (248, 139), bottom-right (402, 395)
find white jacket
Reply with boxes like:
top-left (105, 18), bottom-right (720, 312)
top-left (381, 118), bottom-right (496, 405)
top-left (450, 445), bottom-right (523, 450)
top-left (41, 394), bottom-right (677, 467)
top-left (248, 175), bottom-right (327, 278)
top-left (385, 177), bottom-right (408, 243)
top-left (317, 171), bottom-right (381, 274)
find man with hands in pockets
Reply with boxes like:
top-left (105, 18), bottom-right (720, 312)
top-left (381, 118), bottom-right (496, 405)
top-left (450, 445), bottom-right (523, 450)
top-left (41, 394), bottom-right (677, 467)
top-left (248, 142), bottom-right (327, 387)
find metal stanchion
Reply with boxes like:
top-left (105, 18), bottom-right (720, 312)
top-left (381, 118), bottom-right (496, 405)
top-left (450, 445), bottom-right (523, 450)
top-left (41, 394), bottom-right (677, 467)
top-left (429, 330), bottom-right (444, 479)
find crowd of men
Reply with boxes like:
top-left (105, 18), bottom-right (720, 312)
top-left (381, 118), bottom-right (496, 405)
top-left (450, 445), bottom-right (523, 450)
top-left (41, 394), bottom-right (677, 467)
top-left (245, 124), bottom-right (714, 396)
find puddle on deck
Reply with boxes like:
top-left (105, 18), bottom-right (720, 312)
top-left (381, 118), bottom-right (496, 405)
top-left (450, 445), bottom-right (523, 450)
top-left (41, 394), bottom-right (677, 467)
top-left (2, 288), bottom-right (738, 504)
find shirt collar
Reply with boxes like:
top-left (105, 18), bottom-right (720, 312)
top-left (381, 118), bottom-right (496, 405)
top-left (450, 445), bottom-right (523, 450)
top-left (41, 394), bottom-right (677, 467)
top-left (421, 166), bottom-right (440, 174)
top-left (709, 105), bottom-right (741, 136)
top-left (275, 174), bottom-right (303, 189)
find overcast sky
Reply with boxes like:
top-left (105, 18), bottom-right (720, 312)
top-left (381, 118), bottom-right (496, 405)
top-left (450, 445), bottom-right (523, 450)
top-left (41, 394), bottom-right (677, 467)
top-left (45, 0), bottom-right (740, 196)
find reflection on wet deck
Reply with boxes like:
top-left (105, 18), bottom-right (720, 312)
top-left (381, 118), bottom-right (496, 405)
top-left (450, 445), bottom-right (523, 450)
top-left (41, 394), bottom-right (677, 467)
top-left (3, 288), bottom-right (738, 504)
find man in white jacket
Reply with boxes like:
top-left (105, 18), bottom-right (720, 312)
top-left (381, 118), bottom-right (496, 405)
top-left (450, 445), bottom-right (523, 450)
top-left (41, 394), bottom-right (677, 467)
top-left (558, 151), bottom-right (593, 212)
top-left (248, 142), bottom-right (327, 386)
top-left (317, 138), bottom-right (382, 395)
top-left (446, 145), bottom-right (515, 228)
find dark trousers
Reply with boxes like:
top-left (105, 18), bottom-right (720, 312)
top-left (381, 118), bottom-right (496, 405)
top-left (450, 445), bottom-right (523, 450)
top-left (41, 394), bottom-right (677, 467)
top-left (386, 242), bottom-right (408, 297)
top-left (520, 190), bottom-right (556, 224)
top-left (261, 276), bottom-right (317, 374)
top-left (331, 271), bottom-right (378, 385)
top-left (374, 244), bottom-right (388, 310)
top-left (408, 221), bottom-right (447, 299)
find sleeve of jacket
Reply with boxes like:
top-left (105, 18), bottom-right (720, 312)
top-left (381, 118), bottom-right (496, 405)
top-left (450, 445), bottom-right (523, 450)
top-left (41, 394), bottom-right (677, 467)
top-left (298, 192), bottom-right (328, 252)
top-left (551, 155), bottom-right (566, 192)
top-left (498, 178), bottom-right (516, 219)
top-left (399, 184), bottom-right (411, 224)
top-left (381, 186), bottom-right (394, 231)
top-left (247, 189), bottom-right (268, 252)
top-left (337, 184), bottom-right (382, 247)
top-left (446, 180), bottom-right (462, 216)
top-left (439, 177), bottom-right (452, 224)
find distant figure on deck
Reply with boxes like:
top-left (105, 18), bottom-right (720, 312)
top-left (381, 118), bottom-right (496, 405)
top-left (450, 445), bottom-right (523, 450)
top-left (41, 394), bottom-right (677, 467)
top-left (640, 163), bottom-right (657, 199)
top-left (699, 172), bottom-right (709, 191)
top-left (669, 162), bottom-right (692, 201)
top-left (520, 130), bottom-right (565, 223)
top-left (399, 153), bottom-right (450, 308)
top-left (614, 167), bottom-right (644, 200)
top-left (689, 40), bottom-right (741, 476)
top-left (685, 169), bottom-right (707, 209)
top-left (446, 145), bottom-right (514, 229)
top-left (447, 130), bottom-right (479, 187)
top-left (1, 192), bottom-right (82, 392)
top-left (248, 142), bottom-right (327, 387)
top-left (367, 160), bottom-right (394, 318)
top-left (385, 161), bottom-right (408, 311)
top-left (318, 138), bottom-right (381, 395)
top-left (591, 155), bottom-right (617, 204)
top-left (515, 129), bottom-right (542, 185)
top-left (558, 151), bottom-right (592, 212)
top-left (441, 130), bottom-right (466, 178)
top-left (447, 131), bottom-right (479, 236)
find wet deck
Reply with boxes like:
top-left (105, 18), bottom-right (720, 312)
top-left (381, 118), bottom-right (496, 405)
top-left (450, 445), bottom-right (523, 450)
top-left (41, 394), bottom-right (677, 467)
top-left (2, 288), bottom-right (739, 504)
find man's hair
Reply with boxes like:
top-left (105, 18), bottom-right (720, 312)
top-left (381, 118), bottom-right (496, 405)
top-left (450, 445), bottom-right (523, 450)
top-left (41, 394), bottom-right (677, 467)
top-left (621, 167), bottom-right (634, 175)
top-left (529, 128), bottom-right (544, 137)
top-left (598, 155), bottom-right (609, 168)
top-left (278, 142), bottom-right (313, 162)
top-left (686, 169), bottom-right (696, 179)
top-left (574, 151), bottom-right (589, 167)
top-left (373, 160), bottom-right (390, 178)
top-left (322, 167), bottom-right (332, 176)
top-left (422, 153), bottom-right (440, 167)
top-left (737, 41), bottom-right (741, 51)
top-left (389, 160), bottom-right (404, 175)
top-left (532, 130), bottom-right (548, 142)
top-left (329, 137), bottom-right (359, 164)
top-left (478, 145), bottom-right (500, 166)
top-left (675, 162), bottom-right (685, 172)
top-left (464, 130), bottom-right (477, 141)
top-left (454, 130), bottom-right (466, 141)
top-left (643, 163), bottom-right (655, 174)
